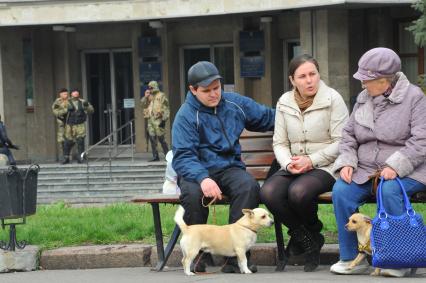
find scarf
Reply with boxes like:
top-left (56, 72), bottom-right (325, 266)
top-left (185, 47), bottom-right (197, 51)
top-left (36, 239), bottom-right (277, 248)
top-left (294, 88), bottom-right (315, 112)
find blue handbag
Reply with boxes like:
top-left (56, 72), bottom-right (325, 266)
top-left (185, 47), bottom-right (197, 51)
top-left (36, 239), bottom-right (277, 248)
top-left (371, 177), bottom-right (426, 268)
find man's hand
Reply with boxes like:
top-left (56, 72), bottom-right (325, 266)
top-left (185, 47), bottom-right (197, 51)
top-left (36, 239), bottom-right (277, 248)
top-left (200, 178), bottom-right (222, 200)
top-left (340, 166), bottom-right (353, 183)
top-left (380, 167), bottom-right (397, 180)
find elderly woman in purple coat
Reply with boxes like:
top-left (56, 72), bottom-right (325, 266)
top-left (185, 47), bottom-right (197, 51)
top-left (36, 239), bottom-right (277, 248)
top-left (330, 47), bottom-right (426, 277)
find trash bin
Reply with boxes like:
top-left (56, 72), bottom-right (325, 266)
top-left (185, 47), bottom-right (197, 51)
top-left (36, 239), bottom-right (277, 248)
top-left (0, 166), bottom-right (39, 219)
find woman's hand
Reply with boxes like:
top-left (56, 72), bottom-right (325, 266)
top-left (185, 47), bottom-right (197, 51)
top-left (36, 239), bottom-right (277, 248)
top-left (380, 167), bottom-right (397, 180)
top-left (287, 156), bottom-right (313, 174)
top-left (340, 166), bottom-right (353, 183)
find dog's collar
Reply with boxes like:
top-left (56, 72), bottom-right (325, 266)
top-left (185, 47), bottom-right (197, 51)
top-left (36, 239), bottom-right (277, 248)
top-left (358, 238), bottom-right (372, 254)
top-left (238, 224), bottom-right (257, 234)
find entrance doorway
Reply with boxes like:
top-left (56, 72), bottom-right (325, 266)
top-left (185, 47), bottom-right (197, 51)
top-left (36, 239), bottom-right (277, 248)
top-left (82, 49), bottom-right (134, 146)
top-left (180, 45), bottom-right (234, 101)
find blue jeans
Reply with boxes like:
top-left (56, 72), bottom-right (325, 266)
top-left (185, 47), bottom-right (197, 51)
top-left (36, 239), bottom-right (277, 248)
top-left (332, 177), bottom-right (426, 261)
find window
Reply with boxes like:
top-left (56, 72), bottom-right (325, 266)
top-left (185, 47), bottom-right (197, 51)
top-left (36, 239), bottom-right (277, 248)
top-left (397, 21), bottom-right (424, 83)
top-left (23, 38), bottom-right (34, 110)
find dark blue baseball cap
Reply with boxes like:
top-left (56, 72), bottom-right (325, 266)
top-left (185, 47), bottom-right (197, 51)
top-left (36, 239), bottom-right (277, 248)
top-left (188, 61), bottom-right (222, 87)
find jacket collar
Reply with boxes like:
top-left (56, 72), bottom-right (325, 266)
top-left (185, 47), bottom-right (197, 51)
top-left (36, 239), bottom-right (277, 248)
top-left (278, 80), bottom-right (332, 112)
top-left (354, 72), bottom-right (410, 131)
top-left (356, 72), bottom-right (409, 105)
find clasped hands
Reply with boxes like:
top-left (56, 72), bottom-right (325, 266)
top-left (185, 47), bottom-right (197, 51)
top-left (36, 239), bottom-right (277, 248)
top-left (286, 155), bottom-right (313, 174)
top-left (340, 166), bottom-right (397, 183)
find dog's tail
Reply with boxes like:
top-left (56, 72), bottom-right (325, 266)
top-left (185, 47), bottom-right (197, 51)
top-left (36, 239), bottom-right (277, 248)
top-left (174, 205), bottom-right (188, 233)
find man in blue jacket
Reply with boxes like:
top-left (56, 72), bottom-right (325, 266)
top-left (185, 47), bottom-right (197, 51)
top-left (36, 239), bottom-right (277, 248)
top-left (172, 61), bottom-right (275, 273)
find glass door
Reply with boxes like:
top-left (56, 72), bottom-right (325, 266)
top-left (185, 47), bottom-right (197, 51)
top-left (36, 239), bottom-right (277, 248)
top-left (180, 45), bottom-right (234, 101)
top-left (82, 49), bottom-right (134, 146)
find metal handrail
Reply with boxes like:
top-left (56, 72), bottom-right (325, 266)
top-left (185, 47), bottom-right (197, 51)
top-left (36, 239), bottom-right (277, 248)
top-left (82, 118), bottom-right (135, 189)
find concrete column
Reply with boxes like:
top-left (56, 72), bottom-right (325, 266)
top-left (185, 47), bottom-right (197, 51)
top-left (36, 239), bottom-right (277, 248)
top-left (300, 9), bottom-right (350, 105)
top-left (258, 20), bottom-right (273, 106)
top-left (132, 24), bottom-right (145, 153)
top-left (30, 27), bottom-right (57, 161)
top-left (233, 17), bottom-right (245, 95)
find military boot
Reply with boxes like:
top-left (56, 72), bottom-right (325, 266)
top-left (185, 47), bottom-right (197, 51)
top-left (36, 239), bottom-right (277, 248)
top-left (61, 140), bottom-right (71, 164)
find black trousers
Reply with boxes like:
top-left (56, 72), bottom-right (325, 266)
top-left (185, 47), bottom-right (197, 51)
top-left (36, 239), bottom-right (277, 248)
top-left (260, 169), bottom-right (335, 232)
top-left (178, 167), bottom-right (260, 225)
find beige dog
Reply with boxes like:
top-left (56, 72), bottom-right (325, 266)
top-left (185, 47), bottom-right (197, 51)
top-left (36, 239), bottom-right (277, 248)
top-left (345, 213), bottom-right (380, 276)
top-left (174, 205), bottom-right (274, 275)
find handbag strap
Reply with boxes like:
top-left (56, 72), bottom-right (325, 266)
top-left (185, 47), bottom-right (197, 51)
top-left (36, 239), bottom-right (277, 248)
top-left (376, 177), bottom-right (415, 218)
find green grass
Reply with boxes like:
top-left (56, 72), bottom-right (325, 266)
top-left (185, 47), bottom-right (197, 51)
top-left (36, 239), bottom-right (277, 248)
top-left (0, 202), bottom-right (425, 250)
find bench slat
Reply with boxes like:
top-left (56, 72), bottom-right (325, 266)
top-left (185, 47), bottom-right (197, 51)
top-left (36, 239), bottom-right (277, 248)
top-left (246, 166), bottom-right (270, 180)
top-left (240, 130), bottom-right (273, 138)
top-left (242, 152), bottom-right (275, 166)
top-left (240, 137), bottom-right (273, 152)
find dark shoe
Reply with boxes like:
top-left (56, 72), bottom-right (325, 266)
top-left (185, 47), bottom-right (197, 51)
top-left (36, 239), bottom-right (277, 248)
top-left (221, 254), bottom-right (257, 273)
top-left (190, 252), bottom-right (212, 273)
top-left (288, 226), bottom-right (321, 272)
top-left (61, 158), bottom-right (70, 165)
top-left (304, 232), bottom-right (324, 272)
top-left (286, 236), bottom-right (305, 256)
top-left (148, 157), bottom-right (160, 162)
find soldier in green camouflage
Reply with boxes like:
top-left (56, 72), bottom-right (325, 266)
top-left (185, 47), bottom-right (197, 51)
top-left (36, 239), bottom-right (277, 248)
top-left (51, 88), bottom-right (69, 162)
top-left (62, 89), bottom-right (94, 164)
top-left (141, 81), bottom-right (170, 161)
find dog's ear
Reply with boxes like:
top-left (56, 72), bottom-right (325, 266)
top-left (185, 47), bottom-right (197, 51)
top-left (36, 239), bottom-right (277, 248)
top-left (242, 209), bottom-right (254, 217)
top-left (363, 216), bottom-right (372, 224)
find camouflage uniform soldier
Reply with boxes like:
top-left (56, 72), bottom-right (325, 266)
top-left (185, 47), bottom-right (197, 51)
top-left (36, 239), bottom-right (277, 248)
top-left (141, 81), bottom-right (170, 161)
top-left (62, 89), bottom-right (94, 164)
top-left (51, 88), bottom-right (69, 162)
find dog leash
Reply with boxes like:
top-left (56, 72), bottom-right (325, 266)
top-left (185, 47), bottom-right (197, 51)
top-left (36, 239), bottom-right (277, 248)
top-left (201, 195), bottom-right (217, 224)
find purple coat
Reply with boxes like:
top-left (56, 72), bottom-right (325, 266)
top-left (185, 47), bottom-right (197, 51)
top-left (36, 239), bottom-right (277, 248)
top-left (333, 72), bottom-right (426, 185)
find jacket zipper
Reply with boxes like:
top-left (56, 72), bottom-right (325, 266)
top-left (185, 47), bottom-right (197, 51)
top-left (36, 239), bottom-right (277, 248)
top-left (215, 107), bottom-right (233, 157)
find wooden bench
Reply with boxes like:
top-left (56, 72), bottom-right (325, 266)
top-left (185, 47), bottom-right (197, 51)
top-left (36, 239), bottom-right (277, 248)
top-left (132, 130), bottom-right (426, 272)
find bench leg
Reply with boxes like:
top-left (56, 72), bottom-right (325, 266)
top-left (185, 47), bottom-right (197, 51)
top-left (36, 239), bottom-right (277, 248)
top-left (151, 203), bottom-right (181, 272)
top-left (274, 217), bottom-right (288, 271)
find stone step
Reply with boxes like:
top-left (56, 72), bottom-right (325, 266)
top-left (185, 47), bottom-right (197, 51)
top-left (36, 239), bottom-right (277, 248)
top-left (38, 175), bottom-right (164, 184)
top-left (37, 190), bottom-right (163, 204)
top-left (38, 168), bottom-right (165, 176)
top-left (38, 164), bottom-right (166, 173)
top-left (38, 180), bottom-right (163, 190)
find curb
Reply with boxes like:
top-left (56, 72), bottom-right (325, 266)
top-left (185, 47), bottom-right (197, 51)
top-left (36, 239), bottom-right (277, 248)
top-left (39, 243), bottom-right (340, 270)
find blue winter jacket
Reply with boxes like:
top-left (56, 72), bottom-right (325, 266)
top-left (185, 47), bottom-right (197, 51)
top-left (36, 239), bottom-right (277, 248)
top-left (172, 91), bottom-right (275, 184)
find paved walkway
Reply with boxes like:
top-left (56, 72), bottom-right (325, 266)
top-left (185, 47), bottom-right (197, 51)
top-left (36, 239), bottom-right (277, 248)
top-left (1, 266), bottom-right (425, 283)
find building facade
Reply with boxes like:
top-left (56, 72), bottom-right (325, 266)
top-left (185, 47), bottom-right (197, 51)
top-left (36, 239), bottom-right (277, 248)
top-left (0, 0), bottom-right (421, 162)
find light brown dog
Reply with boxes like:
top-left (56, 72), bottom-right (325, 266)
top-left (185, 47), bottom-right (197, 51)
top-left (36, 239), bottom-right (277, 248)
top-left (174, 205), bottom-right (274, 275)
top-left (345, 213), bottom-right (380, 276)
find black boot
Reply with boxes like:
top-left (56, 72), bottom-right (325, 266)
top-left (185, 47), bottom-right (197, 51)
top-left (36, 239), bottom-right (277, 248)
top-left (149, 135), bottom-right (160, 161)
top-left (286, 235), bottom-right (305, 256)
top-left (221, 252), bottom-right (257, 273)
top-left (190, 251), bottom-right (214, 273)
top-left (289, 226), bottom-right (322, 272)
top-left (61, 140), bottom-right (72, 165)
top-left (76, 138), bottom-right (85, 163)
top-left (304, 221), bottom-right (325, 272)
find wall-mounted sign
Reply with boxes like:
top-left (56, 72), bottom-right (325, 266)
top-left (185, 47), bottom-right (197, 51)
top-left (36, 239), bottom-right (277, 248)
top-left (240, 56), bottom-right (264, 78)
top-left (239, 31), bottom-right (264, 52)
top-left (123, 98), bottom-right (135, 109)
top-left (138, 36), bottom-right (162, 57)
top-left (140, 62), bottom-right (162, 82)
